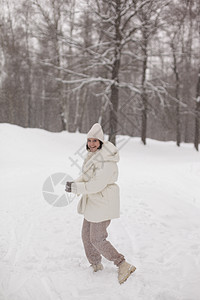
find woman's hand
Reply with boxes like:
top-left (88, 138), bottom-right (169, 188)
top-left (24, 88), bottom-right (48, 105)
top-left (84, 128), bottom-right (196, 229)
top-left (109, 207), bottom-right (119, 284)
top-left (65, 181), bottom-right (73, 193)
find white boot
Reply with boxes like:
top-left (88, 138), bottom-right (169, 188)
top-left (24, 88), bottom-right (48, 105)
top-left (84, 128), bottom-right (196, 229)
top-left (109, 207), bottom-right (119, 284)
top-left (118, 261), bottom-right (136, 284)
top-left (91, 262), bottom-right (104, 272)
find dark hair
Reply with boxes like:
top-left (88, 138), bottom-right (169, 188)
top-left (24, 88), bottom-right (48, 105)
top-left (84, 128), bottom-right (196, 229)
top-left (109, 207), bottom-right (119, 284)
top-left (86, 140), bottom-right (103, 151)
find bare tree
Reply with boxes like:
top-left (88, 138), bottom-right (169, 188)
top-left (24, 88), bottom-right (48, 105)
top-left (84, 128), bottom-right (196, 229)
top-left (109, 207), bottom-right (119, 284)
top-left (17, 0), bottom-right (35, 127)
top-left (171, 35), bottom-right (181, 146)
top-left (163, 0), bottom-right (192, 146)
top-left (194, 0), bottom-right (200, 151)
top-left (57, 0), bottom-right (165, 144)
top-left (194, 68), bottom-right (200, 150)
top-left (58, 0), bottom-right (172, 144)
top-left (0, 0), bottom-right (29, 126)
top-left (137, 0), bottom-right (169, 144)
top-left (33, 0), bottom-right (69, 131)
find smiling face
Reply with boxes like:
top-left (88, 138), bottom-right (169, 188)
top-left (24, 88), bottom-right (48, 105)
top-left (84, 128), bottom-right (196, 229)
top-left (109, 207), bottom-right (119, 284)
top-left (87, 138), bottom-right (100, 152)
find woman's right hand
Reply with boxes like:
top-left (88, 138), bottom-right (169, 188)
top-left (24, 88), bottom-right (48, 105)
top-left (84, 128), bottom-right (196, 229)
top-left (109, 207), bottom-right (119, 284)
top-left (65, 181), bottom-right (73, 192)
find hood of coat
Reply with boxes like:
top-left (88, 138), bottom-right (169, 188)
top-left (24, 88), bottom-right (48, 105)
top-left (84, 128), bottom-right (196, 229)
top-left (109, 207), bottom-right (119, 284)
top-left (99, 141), bottom-right (119, 162)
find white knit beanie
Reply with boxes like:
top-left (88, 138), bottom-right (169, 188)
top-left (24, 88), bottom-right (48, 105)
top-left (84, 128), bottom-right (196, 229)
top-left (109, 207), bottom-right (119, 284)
top-left (87, 123), bottom-right (104, 142)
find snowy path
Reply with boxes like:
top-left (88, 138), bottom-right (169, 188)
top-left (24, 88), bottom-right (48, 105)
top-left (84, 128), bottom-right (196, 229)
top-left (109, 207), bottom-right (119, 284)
top-left (0, 124), bottom-right (200, 300)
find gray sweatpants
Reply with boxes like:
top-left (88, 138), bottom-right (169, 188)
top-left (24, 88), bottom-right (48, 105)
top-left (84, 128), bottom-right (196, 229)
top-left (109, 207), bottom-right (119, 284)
top-left (81, 218), bottom-right (125, 267)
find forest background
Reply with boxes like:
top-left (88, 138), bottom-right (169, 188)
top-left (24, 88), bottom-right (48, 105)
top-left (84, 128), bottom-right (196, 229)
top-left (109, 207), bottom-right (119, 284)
top-left (0, 0), bottom-right (200, 149)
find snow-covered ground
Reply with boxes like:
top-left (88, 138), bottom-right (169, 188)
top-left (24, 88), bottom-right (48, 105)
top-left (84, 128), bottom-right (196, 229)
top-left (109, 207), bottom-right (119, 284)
top-left (0, 123), bottom-right (200, 300)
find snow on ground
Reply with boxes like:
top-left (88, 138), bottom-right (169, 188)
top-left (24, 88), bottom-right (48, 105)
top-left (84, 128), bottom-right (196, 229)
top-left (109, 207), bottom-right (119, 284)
top-left (0, 123), bottom-right (200, 300)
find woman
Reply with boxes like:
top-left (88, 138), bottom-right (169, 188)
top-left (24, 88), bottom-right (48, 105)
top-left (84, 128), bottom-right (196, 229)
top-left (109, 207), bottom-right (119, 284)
top-left (65, 123), bottom-right (136, 284)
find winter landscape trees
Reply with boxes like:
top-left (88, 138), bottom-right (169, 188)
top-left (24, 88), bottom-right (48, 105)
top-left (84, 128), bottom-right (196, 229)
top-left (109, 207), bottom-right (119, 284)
top-left (0, 0), bottom-right (199, 149)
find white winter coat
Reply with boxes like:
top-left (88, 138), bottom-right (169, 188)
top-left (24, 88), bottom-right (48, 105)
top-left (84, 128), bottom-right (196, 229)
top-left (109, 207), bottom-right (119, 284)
top-left (71, 141), bottom-right (120, 222)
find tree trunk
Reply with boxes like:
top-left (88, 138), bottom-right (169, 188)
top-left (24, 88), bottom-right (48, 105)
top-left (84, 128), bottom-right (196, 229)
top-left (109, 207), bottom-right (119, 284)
top-left (108, 0), bottom-right (121, 145)
top-left (141, 93), bottom-right (147, 145)
top-left (172, 44), bottom-right (181, 146)
top-left (141, 42), bottom-right (148, 145)
top-left (194, 68), bottom-right (200, 151)
top-left (25, 11), bottom-right (32, 128)
top-left (55, 28), bottom-right (66, 131)
top-left (109, 79), bottom-right (119, 145)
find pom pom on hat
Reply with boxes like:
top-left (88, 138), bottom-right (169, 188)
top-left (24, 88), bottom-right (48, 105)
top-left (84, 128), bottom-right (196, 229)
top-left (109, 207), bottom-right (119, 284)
top-left (87, 123), bottom-right (104, 142)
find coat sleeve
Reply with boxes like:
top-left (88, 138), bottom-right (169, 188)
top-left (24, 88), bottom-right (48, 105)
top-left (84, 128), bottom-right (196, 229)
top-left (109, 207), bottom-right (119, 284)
top-left (74, 174), bottom-right (83, 183)
top-left (71, 162), bottom-right (115, 195)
